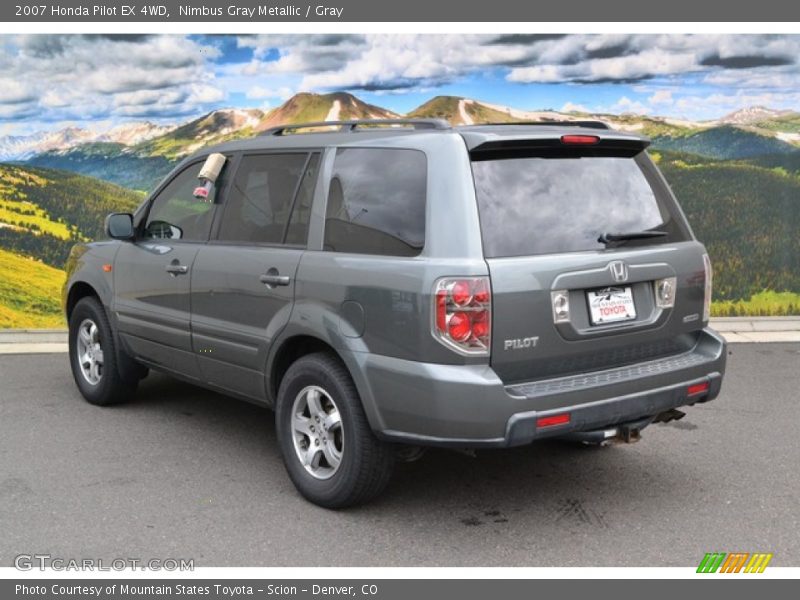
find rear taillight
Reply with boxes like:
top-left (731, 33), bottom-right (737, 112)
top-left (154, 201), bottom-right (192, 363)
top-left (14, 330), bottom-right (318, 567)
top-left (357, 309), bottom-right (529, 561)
top-left (433, 277), bottom-right (491, 356)
top-left (702, 253), bottom-right (713, 322)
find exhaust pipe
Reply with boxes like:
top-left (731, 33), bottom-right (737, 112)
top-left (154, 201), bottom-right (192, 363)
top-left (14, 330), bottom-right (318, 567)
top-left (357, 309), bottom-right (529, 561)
top-left (562, 415), bottom-right (654, 446)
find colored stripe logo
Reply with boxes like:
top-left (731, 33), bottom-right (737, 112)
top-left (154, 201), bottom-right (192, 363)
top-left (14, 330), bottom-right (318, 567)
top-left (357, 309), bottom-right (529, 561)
top-left (697, 552), bottom-right (773, 573)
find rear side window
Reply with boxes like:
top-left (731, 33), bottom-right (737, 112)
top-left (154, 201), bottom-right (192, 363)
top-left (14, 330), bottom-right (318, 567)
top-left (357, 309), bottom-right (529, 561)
top-left (471, 153), bottom-right (689, 258)
top-left (218, 153), bottom-right (313, 245)
top-left (324, 148), bottom-right (426, 256)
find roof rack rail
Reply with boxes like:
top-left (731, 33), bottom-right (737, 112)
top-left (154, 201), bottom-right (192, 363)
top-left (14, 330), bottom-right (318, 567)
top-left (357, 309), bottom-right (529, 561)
top-left (260, 118), bottom-right (451, 136)
top-left (470, 120), bottom-right (610, 130)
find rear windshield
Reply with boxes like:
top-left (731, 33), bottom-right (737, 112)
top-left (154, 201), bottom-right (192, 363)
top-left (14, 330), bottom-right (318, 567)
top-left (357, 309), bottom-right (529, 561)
top-left (471, 153), bottom-right (689, 258)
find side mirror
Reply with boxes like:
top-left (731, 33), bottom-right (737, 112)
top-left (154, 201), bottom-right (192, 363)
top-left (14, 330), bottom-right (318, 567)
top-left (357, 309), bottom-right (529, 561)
top-left (105, 212), bottom-right (135, 240)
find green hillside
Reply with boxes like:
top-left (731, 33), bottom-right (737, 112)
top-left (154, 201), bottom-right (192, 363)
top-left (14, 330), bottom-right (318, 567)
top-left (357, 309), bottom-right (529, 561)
top-left (0, 247), bottom-right (65, 328)
top-left (0, 163), bottom-right (143, 268)
top-left (26, 142), bottom-right (174, 192)
top-left (658, 151), bottom-right (800, 300)
top-left (652, 125), bottom-right (797, 159)
top-left (752, 113), bottom-right (800, 134)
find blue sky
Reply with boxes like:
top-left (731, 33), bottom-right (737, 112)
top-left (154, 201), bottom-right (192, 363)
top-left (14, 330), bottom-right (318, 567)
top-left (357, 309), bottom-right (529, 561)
top-left (2, 34), bottom-right (800, 135)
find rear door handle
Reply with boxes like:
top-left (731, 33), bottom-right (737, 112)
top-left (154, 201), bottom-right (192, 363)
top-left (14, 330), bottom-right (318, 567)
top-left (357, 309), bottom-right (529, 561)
top-left (166, 263), bottom-right (189, 276)
top-left (260, 271), bottom-right (291, 287)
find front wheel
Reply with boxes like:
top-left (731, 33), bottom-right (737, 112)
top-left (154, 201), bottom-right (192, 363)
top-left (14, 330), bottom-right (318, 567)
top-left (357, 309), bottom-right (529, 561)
top-left (275, 353), bottom-right (394, 508)
top-left (68, 296), bottom-right (137, 406)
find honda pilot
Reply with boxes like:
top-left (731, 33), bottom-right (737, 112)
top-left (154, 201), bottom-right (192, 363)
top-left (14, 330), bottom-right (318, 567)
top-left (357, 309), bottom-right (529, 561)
top-left (63, 119), bottom-right (726, 508)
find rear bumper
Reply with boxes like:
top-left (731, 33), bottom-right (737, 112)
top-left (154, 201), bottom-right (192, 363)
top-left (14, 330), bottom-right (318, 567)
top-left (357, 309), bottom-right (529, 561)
top-left (347, 328), bottom-right (726, 448)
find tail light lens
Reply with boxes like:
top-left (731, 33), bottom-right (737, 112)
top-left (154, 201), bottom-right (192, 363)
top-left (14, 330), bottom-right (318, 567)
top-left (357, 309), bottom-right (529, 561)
top-left (702, 254), bottom-right (713, 322)
top-left (433, 277), bottom-right (491, 356)
top-left (551, 290), bottom-right (570, 323)
top-left (654, 276), bottom-right (677, 309)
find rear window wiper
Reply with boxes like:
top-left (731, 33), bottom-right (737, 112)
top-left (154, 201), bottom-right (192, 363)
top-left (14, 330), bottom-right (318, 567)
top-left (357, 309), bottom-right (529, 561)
top-left (597, 230), bottom-right (668, 245)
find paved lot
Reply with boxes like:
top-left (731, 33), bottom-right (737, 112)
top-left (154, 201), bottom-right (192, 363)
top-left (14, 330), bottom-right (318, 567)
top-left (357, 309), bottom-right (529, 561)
top-left (1, 344), bottom-right (798, 567)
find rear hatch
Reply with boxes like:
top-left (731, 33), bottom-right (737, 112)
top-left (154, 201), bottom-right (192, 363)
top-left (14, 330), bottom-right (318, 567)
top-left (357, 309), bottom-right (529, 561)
top-left (467, 130), bottom-right (709, 384)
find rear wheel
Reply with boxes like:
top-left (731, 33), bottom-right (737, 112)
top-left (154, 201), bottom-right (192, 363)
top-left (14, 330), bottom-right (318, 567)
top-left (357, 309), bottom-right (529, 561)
top-left (276, 352), bottom-right (394, 508)
top-left (68, 296), bottom-right (137, 406)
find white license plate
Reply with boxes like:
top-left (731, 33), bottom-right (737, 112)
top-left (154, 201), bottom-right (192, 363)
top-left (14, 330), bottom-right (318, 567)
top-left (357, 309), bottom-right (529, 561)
top-left (587, 287), bottom-right (636, 325)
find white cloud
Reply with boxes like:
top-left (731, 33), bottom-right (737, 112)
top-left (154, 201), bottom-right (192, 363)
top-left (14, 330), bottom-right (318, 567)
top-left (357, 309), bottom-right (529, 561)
top-left (561, 102), bottom-right (589, 113)
top-left (3, 33), bottom-right (800, 131)
top-left (612, 96), bottom-right (651, 115)
top-left (186, 84), bottom-right (226, 104)
top-left (1, 35), bottom-right (222, 124)
top-left (245, 85), bottom-right (294, 100)
top-left (0, 79), bottom-right (36, 104)
top-left (648, 90), bottom-right (674, 105)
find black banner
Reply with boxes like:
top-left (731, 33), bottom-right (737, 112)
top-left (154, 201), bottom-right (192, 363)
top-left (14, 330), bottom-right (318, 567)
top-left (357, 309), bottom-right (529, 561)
top-left (3, 579), bottom-right (793, 600)
top-left (2, 0), bottom-right (800, 22)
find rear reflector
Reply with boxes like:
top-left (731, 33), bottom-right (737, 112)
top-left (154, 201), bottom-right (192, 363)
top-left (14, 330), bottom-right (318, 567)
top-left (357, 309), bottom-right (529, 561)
top-left (536, 413), bottom-right (571, 428)
top-left (560, 134), bottom-right (600, 145)
top-left (687, 382), bottom-right (710, 397)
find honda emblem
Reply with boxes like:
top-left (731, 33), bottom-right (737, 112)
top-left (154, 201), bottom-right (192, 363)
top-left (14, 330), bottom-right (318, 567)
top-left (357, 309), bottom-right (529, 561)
top-left (609, 261), bottom-right (629, 283)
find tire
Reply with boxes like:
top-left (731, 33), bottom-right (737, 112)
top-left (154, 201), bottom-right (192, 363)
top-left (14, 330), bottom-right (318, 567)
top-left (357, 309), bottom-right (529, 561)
top-left (68, 296), bottom-right (137, 406)
top-left (275, 352), bottom-right (394, 508)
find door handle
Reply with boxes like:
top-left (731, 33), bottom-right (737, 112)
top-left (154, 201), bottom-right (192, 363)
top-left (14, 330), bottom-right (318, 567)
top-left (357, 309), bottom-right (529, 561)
top-left (260, 271), bottom-right (291, 287)
top-left (166, 263), bottom-right (189, 276)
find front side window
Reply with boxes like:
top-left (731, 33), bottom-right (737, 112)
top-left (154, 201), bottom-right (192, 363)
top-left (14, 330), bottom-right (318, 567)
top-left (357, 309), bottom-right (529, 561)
top-left (217, 153), bottom-right (312, 245)
top-left (144, 162), bottom-right (219, 241)
top-left (324, 148), bottom-right (427, 256)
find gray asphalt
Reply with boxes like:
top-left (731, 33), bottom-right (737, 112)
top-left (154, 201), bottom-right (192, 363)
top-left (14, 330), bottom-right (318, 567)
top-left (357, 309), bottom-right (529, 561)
top-left (1, 344), bottom-right (798, 568)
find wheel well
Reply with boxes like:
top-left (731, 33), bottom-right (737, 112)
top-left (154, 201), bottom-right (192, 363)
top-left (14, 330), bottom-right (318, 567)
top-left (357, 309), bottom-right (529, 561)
top-left (66, 282), bottom-right (100, 320)
top-left (270, 336), bottom-right (340, 400)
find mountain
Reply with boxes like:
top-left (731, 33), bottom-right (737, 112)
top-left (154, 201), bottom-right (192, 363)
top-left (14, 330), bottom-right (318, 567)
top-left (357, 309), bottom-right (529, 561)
top-left (102, 121), bottom-right (176, 145)
top-left (0, 163), bottom-right (143, 269)
top-left (258, 92), bottom-right (398, 129)
top-left (0, 121), bottom-right (173, 161)
top-left (651, 125), bottom-right (798, 159)
top-left (408, 96), bottom-right (517, 125)
top-left (720, 106), bottom-right (795, 126)
top-left (26, 143), bottom-right (174, 192)
top-left (17, 94), bottom-right (800, 181)
top-left (135, 108), bottom-right (265, 159)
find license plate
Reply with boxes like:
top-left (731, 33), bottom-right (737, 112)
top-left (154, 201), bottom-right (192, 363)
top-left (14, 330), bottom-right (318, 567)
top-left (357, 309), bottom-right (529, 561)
top-left (587, 286), bottom-right (636, 325)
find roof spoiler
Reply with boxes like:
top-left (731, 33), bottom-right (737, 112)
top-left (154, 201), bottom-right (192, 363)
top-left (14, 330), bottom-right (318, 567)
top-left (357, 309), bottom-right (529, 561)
top-left (469, 134), bottom-right (650, 158)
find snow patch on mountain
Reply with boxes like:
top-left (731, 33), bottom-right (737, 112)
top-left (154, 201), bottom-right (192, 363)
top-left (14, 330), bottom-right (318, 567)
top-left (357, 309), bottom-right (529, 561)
top-left (325, 100), bottom-right (342, 122)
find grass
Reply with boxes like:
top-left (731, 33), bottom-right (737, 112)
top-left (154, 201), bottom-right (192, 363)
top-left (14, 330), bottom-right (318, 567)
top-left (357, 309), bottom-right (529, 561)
top-left (711, 290), bottom-right (800, 317)
top-left (0, 247), bottom-right (66, 328)
top-left (0, 199), bottom-right (78, 240)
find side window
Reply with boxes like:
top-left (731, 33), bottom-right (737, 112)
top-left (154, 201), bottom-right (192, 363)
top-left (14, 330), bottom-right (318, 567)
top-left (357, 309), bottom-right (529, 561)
top-left (324, 148), bottom-right (426, 257)
top-left (217, 153), bottom-right (309, 244)
top-left (144, 162), bottom-right (218, 241)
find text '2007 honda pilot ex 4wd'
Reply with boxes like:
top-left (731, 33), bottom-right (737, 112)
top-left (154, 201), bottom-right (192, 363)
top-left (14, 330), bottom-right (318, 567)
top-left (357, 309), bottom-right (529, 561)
top-left (64, 118), bottom-right (726, 508)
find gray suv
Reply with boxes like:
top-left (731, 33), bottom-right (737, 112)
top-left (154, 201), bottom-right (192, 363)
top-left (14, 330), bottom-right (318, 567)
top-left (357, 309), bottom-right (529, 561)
top-left (63, 119), bottom-right (726, 507)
